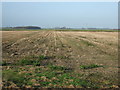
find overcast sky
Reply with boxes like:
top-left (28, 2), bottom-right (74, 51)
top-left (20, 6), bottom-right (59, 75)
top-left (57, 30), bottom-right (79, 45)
top-left (2, 2), bottom-right (118, 28)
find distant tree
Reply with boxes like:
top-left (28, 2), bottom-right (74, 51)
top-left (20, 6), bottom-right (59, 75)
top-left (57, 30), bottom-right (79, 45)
top-left (14, 26), bottom-right (41, 29)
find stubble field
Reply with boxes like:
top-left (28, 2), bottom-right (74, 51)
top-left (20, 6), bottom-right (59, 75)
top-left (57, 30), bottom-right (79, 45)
top-left (1, 30), bottom-right (119, 88)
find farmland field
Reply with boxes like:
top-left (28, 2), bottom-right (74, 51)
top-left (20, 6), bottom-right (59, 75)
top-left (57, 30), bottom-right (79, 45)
top-left (1, 30), bottom-right (119, 88)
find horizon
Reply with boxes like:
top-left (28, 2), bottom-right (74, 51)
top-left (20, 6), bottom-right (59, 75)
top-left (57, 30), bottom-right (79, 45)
top-left (1, 25), bottom-right (118, 29)
top-left (2, 2), bottom-right (118, 29)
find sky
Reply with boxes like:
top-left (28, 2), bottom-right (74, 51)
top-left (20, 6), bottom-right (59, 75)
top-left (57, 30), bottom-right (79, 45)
top-left (2, 2), bottom-right (118, 28)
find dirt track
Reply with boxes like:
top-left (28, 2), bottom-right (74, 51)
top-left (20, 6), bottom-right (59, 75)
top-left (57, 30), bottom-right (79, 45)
top-left (2, 31), bottom-right (119, 86)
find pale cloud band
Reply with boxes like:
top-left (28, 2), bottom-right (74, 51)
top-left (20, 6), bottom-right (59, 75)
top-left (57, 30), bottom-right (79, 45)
top-left (1, 0), bottom-right (120, 2)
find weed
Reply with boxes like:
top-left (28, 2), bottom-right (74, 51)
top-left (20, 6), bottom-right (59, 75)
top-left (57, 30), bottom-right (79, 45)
top-left (40, 81), bottom-right (50, 87)
top-left (48, 65), bottom-right (67, 71)
top-left (27, 81), bottom-right (33, 86)
top-left (17, 59), bottom-right (33, 65)
top-left (33, 60), bottom-right (41, 66)
top-left (0, 61), bottom-right (9, 66)
top-left (80, 64), bottom-right (103, 69)
top-left (29, 55), bottom-right (38, 59)
top-left (17, 59), bottom-right (41, 66)
top-left (2, 65), bottom-right (104, 88)
top-left (58, 73), bottom-right (72, 80)
top-left (57, 73), bottom-right (94, 88)
top-left (69, 79), bottom-right (93, 87)
top-left (3, 70), bottom-right (26, 86)
top-left (24, 55), bottom-right (53, 61)
top-left (79, 36), bottom-right (86, 38)
top-left (81, 40), bottom-right (94, 46)
top-left (38, 55), bottom-right (52, 60)
top-left (36, 71), bottom-right (56, 79)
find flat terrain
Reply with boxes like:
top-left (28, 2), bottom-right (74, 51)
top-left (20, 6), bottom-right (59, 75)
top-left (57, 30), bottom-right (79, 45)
top-left (2, 31), bottom-right (119, 88)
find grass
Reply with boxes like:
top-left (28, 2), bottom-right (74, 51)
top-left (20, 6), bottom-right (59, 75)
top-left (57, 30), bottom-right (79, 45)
top-left (2, 55), bottom-right (115, 88)
top-left (40, 81), bottom-right (51, 87)
top-left (3, 70), bottom-right (27, 87)
top-left (48, 65), bottom-right (72, 73)
top-left (35, 71), bottom-right (57, 79)
top-left (2, 63), bottom-right (114, 88)
top-left (80, 64), bottom-right (103, 69)
top-left (38, 55), bottom-right (51, 60)
top-left (4, 55), bottom-right (70, 66)
top-left (48, 65), bottom-right (72, 71)
top-left (35, 71), bottom-right (94, 88)
top-left (1, 59), bottom-right (41, 66)
top-left (17, 55), bottom-right (55, 66)
top-left (2, 55), bottom-right (53, 66)
top-left (58, 56), bottom-right (70, 59)
top-left (17, 59), bottom-right (41, 66)
top-left (3, 60), bottom-right (93, 88)
top-left (17, 59), bottom-right (34, 65)
top-left (48, 65), bottom-right (66, 70)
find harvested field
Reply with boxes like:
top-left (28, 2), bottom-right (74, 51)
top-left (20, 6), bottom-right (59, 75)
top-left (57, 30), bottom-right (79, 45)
top-left (1, 31), bottom-right (119, 88)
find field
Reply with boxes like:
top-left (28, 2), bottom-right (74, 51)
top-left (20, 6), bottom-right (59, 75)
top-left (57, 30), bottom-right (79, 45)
top-left (1, 30), bottom-right (119, 88)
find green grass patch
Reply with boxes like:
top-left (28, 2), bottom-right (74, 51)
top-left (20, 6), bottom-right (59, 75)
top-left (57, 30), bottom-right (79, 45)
top-left (80, 64), bottom-right (103, 69)
top-left (58, 73), bottom-right (72, 80)
top-left (35, 71), bottom-right (94, 87)
top-left (3, 70), bottom-right (27, 87)
top-left (35, 71), bottom-right (57, 79)
top-left (57, 73), bottom-right (94, 88)
top-left (48, 65), bottom-right (71, 71)
top-left (14, 55), bottom-right (53, 66)
top-left (2, 55), bottom-right (53, 66)
top-left (40, 81), bottom-right (51, 87)
top-left (2, 65), bottom-right (111, 88)
top-left (17, 59), bottom-right (41, 66)
top-left (58, 56), bottom-right (70, 59)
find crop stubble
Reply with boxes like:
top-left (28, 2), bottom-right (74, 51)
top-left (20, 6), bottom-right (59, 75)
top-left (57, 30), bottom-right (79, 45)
top-left (2, 31), bottom-right (119, 88)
